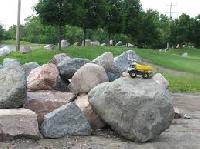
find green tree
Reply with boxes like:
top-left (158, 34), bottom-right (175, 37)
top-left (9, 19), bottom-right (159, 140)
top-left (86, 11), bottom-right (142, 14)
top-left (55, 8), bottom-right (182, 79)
top-left (158, 14), bottom-right (171, 48)
top-left (35, 0), bottom-right (78, 49)
top-left (74, 0), bottom-right (108, 46)
top-left (169, 20), bottom-right (177, 46)
top-left (23, 16), bottom-right (59, 44)
top-left (139, 10), bottom-right (171, 48)
top-left (4, 25), bottom-right (26, 41)
top-left (136, 10), bottom-right (160, 48)
top-left (4, 25), bottom-right (16, 40)
top-left (105, 0), bottom-right (124, 42)
top-left (122, 0), bottom-right (142, 43)
top-left (0, 25), bottom-right (4, 41)
top-left (177, 14), bottom-right (192, 44)
top-left (170, 13), bottom-right (193, 46)
top-left (64, 25), bottom-right (83, 44)
top-left (191, 15), bottom-right (200, 47)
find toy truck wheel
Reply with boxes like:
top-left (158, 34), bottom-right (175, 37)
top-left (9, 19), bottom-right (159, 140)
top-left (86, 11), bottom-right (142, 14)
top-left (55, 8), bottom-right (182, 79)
top-left (129, 71), bottom-right (137, 78)
top-left (148, 72), bottom-right (153, 78)
top-left (142, 72), bottom-right (149, 79)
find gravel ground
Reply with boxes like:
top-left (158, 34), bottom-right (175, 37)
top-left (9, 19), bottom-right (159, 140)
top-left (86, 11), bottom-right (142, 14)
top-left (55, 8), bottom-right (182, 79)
top-left (0, 93), bottom-right (200, 149)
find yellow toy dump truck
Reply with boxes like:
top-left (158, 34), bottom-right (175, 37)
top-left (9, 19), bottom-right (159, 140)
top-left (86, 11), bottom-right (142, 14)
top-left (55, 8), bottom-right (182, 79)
top-left (128, 61), bottom-right (153, 79)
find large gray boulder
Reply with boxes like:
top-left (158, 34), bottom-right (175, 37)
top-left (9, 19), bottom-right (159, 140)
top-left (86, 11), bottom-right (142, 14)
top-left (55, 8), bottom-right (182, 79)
top-left (70, 63), bottom-right (109, 94)
top-left (127, 43), bottom-right (134, 47)
top-left (106, 64), bottom-right (122, 82)
top-left (101, 43), bottom-right (106, 46)
top-left (44, 44), bottom-right (54, 50)
top-left (115, 41), bottom-right (123, 46)
top-left (91, 40), bottom-right (100, 46)
top-left (181, 52), bottom-right (188, 57)
top-left (109, 40), bottom-right (114, 46)
top-left (93, 52), bottom-right (114, 70)
top-left (93, 52), bottom-right (121, 82)
top-left (3, 58), bottom-right (21, 68)
top-left (61, 40), bottom-right (70, 48)
top-left (82, 39), bottom-right (92, 46)
top-left (0, 109), bottom-right (40, 141)
top-left (0, 46), bottom-right (16, 56)
top-left (57, 58), bottom-right (90, 79)
top-left (114, 50), bottom-right (142, 72)
top-left (153, 73), bottom-right (169, 88)
top-left (20, 46), bottom-right (32, 54)
top-left (40, 102), bottom-right (91, 138)
top-left (0, 65), bottom-right (26, 109)
top-left (22, 62), bottom-right (40, 77)
top-left (49, 53), bottom-right (70, 66)
top-left (89, 77), bottom-right (174, 142)
top-left (53, 76), bottom-right (70, 92)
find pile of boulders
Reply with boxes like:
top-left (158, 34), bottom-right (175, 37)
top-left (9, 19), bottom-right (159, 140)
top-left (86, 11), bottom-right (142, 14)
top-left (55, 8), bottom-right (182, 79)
top-left (0, 50), bottom-right (175, 143)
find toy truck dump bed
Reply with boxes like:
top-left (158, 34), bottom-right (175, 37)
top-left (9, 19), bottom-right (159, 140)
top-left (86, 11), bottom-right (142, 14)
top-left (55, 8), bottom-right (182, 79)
top-left (135, 64), bottom-right (153, 72)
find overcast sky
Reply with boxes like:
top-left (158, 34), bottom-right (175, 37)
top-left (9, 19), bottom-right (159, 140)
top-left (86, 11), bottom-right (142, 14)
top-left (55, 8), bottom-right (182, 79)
top-left (141, 0), bottom-right (200, 18)
top-left (0, 0), bottom-right (200, 29)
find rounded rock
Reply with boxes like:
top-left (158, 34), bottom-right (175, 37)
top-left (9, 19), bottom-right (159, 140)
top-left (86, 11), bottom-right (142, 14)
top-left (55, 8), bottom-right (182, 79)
top-left (70, 63), bottom-right (109, 94)
top-left (89, 77), bottom-right (174, 142)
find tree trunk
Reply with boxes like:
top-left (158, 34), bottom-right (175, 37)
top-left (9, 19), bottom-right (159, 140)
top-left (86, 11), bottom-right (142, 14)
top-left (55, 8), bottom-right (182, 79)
top-left (108, 33), bottom-right (111, 46)
top-left (58, 25), bottom-right (62, 50)
top-left (83, 28), bottom-right (86, 46)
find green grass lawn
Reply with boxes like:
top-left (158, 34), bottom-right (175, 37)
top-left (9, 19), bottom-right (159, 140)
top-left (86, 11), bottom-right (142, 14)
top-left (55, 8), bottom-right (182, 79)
top-left (1, 42), bottom-right (200, 93)
top-left (134, 48), bottom-right (200, 74)
top-left (1, 40), bottom-right (44, 46)
top-left (0, 46), bottom-right (126, 64)
top-left (134, 48), bottom-right (200, 93)
top-left (163, 73), bottom-right (200, 93)
top-left (1, 40), bottom-right (32, 45)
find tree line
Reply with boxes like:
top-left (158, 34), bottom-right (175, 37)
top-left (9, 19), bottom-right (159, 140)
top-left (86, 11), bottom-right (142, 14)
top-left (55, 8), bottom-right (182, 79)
top-left (1, 0), bottom-right (200, 49)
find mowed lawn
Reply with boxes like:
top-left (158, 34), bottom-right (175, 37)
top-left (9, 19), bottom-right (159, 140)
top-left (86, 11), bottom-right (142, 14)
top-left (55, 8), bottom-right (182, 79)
top-left (134, 48), bottom-right (200, 74)
top-left (1, 42), bottom-right (200, 93)
top-left (134, 48), bottom-right (200, 92)
top-left (0, 45), bottom-right (127, 64)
